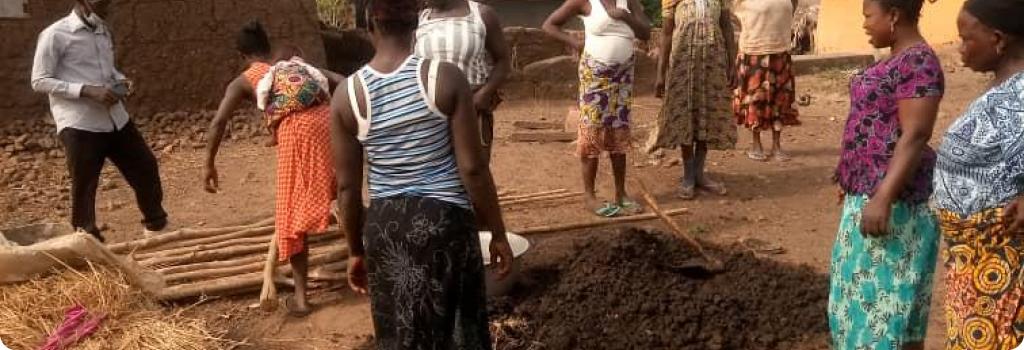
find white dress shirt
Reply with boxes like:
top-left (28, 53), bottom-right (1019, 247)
top-left (31, 11), bottom-right (129, 133)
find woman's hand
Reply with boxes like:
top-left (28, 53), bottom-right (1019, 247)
top-left (473, 89), bottom-right (497, 113)
top-left (489, 234), bottom-right (514, 280)
top-left (347, 256), bottom-right (369, 295)
top-left (203, 165), bottom-right (219, 193)
top-left (860, 197), bottom-right (892, 237)
top-left (655, 76), bottom-right (666, 98)
top-left (727, 64), bottom-right (738, 89)
top-left (569, 38), bottom-right (586, 54)
top-left (1004, 196), bottom-right (1024, 236)
top-left (606, 7), bottom-right (632, 21)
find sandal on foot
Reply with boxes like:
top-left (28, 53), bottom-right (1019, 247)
top-left (284, 296), bottom-right (313, 318)
top-left (594, 203), bottom-right (622, 218)
top-left (677, 185), bottom-right (696, 200)
top-left (747, 150), bottom-right (768, 162)
top-left (698, 180), bottom-right (728, 196)
top-left (619, 200), bottom-right (644, 215)
top-left (770, 152), bottom-right (792, 163)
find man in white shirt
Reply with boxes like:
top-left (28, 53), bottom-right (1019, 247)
top-left (31, 0), bottom-right (168, 242)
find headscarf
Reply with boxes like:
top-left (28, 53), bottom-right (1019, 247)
top-left (964, 0), bottom-right (1024, 36)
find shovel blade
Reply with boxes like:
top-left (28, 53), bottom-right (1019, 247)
top-left (669, 258), bottom-right (720, 279)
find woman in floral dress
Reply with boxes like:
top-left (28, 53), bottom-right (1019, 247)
top-left (828, 0), bottom-right (945, 349)
top-left (653, 0), bottom-right (738, 199)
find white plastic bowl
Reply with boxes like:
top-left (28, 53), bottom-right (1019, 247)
top-left (479, 231), bottom-right (530, 296)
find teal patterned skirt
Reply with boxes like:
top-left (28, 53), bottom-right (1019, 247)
top-left (828, 194), bottom-right (941, 350)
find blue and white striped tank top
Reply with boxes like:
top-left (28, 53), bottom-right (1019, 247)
top-left (347, 55), bottom-right (470, 208)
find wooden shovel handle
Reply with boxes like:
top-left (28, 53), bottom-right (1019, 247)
top-left (635, 180), bottom-right (713, 261)
top-left (258, 233), bottom-right (279, 311)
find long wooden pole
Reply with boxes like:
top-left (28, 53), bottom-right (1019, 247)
top-left (637, 189), bottom-right (722, 271)
top-left (163, 246), bottom-right (348, 285)
top-left (150, 226), bottom-right (274, 252)
top-left (109, 221), bottom-right (273, 254)
top-left (502, 192), bottom-right (583, 206)
top-left (134, 234), bottom-right (272, 261)
top-left (499, 189), bottom-right (567, 202)
top-left (156, 255), bottom-right (266, 275)
top-left (517, 208), bottom-right (689, 236)
top-left (157, 249), bottom-right (348, 301)
top-left (140, 232), bottom-right (343, 268)
top-left (259, 233), bottom-right (279, 311)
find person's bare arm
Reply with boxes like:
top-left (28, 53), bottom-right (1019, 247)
top-left (860, 97), bottom-right (941, 235)
top-left (204, 76), bottom-right (253, 193)
top-left (791, 0), bottom-right (799, 14)
top-left (476, 4), bottom-right (512, 108)
top-left (321, 68), bottom-right (346, 92)
top-left (607, 0), bottom-right (652, 41)
top-left (720, 6), bottom-right (738, 85)
top-left (433, 61), bottom-right (512, 277)
top-left (543, 0), bottom-right (587, 51)
top-left (656, 11), bottom-right (676, 97)
top-left (329, 77), bottom-right (370, 294)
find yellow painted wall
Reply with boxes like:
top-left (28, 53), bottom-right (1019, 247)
top-left (816, 0), bottom-right (965, 53)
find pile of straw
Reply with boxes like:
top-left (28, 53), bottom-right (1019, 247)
top-left (491, 316), bottom-right (544, 350)
top-left (0, 263), bottom-right (229, 350)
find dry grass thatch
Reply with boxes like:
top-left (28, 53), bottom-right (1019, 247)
top-left (0, 263), bottom-right (229, 350)
top-left (491, 316), bottom-right (545, 350)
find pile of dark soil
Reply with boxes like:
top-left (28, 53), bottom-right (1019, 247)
top-left (489, 228), bottom-right (831, 350)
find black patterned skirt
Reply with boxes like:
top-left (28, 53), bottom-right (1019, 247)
top-left (364, 196), bottom-right (493, 350)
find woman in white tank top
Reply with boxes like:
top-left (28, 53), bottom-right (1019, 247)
top-left (415, 0), bottom-right (512, 166)
top-left (543, 0), bottom-right (651, 218)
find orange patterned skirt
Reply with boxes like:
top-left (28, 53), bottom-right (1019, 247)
top-left (576, 125), bottom-right (631, 159)
top-left (939, 208), bottom-right (1023, 350)
top-left (275, 104), bottom-right (337, 262)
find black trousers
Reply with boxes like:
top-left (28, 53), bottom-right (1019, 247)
top-left (59, 122), bottom-right (167, 235)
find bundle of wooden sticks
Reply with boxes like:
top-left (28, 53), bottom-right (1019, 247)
top-left (105, 188), bottom-right (681, 303)
top-left (108, 218), bottom-right (349, 302)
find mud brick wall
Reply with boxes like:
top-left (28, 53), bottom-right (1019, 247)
top-left (0, 0), bottom-right (325, 120)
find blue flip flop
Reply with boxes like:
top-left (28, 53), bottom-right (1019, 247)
top-left (594, 202), bottom-right (622, 218)
top-left (619, 199), bottom-right (644, 215)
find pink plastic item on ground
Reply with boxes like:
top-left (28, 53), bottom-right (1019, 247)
top-left (35, 305), bottom-right (106, 350)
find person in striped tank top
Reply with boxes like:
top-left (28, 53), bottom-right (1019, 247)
top-left (415, 0), bottom-right (512, 166)
top-left (331, 0), bottom-right (513, 348)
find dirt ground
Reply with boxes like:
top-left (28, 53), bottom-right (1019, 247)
top-left (0, 45), bottom-right (992, 349)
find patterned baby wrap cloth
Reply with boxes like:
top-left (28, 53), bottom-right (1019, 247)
top-left (255, 57), bottom-right (330, 132)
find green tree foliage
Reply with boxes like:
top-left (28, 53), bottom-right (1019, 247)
top-left (316, 0), bottom-right (352, 28)
top-left (641, 0), bottom-right (662, 27)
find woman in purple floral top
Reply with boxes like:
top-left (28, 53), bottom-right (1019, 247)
top-left (827, 0), bottom-right (945, 349)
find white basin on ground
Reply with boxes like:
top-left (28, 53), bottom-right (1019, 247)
top-left (479, 231), bottom-right (530, 297)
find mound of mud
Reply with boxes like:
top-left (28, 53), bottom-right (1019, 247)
top-left (490, 228), bottom-right (830, 350)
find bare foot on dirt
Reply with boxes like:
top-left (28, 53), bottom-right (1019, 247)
top-left (770, 151), bottom-right (792, 163)
top-left (285, 295), bottom-right (312, 317)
